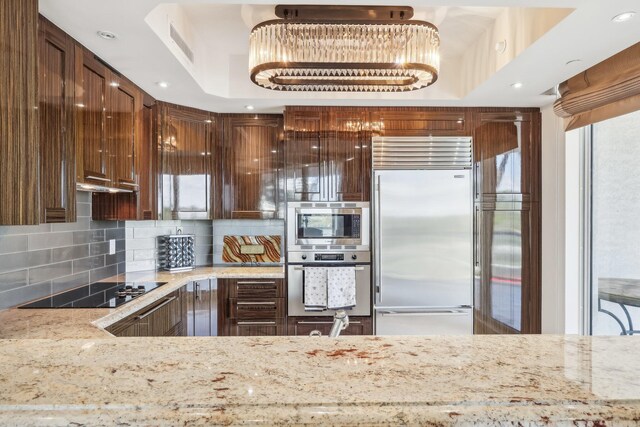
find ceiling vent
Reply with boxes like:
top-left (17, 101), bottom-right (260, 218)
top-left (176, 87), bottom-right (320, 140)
top-left (169, 23), bottom-right (194, 64)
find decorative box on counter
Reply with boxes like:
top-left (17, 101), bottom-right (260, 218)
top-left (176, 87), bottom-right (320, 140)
top-left (159, 233), bottom-right (195, 271)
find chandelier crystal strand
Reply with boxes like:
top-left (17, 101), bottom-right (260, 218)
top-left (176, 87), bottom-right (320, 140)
top-left (249, 21), bottom-right (439, 92)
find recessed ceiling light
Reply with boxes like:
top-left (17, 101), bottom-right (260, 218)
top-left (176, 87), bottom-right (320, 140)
top-left (566, 59), bottom-right (582, 66)
top-left (156, 81), bottom-right (169, 89)
top-left (511, 82), bottom-right (523, 89)
top-left (245, 105), bottom-right (255, 110)
top-left (612, 11), bottom-right (635, 22)
top-left (97, 30), bottom-right (117, 40)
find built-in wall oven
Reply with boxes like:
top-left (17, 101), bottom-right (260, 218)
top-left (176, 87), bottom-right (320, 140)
top-left (287, 251), bottom-right (371, 316)
top-left (286, 202), bottom-right (371, 317)
top-left (286, 202), bottom-right (370, 251)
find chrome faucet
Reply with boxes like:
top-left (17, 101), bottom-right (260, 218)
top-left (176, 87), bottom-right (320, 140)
top-left (328, 310), bottom-right (349, 338)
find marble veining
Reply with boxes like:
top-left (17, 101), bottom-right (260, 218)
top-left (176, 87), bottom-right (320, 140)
top-left (0, 335), bottom-right (640, 425)
top-left (0, 266), bottom-right (284, 339)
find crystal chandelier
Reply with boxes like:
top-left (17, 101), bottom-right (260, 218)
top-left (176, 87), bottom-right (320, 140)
top-left (248, 5), bottom-right (440, 92)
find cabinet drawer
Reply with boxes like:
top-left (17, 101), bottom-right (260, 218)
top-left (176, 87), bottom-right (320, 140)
top-left (229, 297), bottom-right (285, 320)
top-left (287, 316), bottom-right (373, 336)
top-left (229, 279), bottom-right (284, 299)
top-left (229, 319), bottom-right (286, 336)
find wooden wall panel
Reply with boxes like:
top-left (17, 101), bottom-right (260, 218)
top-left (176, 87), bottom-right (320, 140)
top-left (38, 17), bottom-right (76, 223)
top-left (0, 0), bottom-right (39, 225)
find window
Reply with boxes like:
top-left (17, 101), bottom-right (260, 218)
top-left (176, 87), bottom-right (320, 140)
top-left (587, 109), bottom-right (640, 335)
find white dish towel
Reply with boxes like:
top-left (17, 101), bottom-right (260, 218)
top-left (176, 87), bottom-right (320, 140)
top-left (327, 267), bottom-right (357, 309)
top-left (303, 267), bottom-right (327, 310)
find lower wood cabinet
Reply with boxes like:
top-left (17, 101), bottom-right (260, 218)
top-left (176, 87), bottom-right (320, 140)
top-left (287, 316), bottom-right (373, 336)
top-left (186, 279), bottom-right (216, 336)
top-left (218, 278), bottom-right (286, 336)
top-left (106, 286), bottom-right (187, 337)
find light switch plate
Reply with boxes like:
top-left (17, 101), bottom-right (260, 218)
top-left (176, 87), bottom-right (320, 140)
top-left (109, 239), bottom-right (116, 255)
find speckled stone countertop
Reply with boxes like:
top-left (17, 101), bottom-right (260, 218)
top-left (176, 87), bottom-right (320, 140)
top-left (1, 335), bottom-right (640, 425)
top-left (0, 266), bottom-right (283, 339)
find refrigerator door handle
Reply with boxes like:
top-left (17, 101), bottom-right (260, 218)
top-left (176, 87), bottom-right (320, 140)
top-left (378, 309), bottom-right (470, 316)
top-left (475, 205), bottom-right (481, 268)
top-left (374, 174), bottom-right (382, 304)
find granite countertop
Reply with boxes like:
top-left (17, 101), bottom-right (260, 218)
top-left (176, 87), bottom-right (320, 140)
top-left (0, 265), bottom-right (284, 339)
top-left (1, 335), bottom-right (640, 425)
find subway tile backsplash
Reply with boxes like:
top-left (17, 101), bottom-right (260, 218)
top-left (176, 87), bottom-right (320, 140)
top-left (0, 197), bottom-right (285, 309)
top-left (0, 191), bottom-right (125, 309)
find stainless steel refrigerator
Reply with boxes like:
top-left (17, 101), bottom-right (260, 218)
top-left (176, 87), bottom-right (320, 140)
top-left (372, 136), bottom-right (473, 335)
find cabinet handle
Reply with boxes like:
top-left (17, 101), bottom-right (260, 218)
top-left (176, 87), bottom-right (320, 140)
top-left (292, 266), bottom-right (365, 271)
top-left (237, 321), bottom-right (276, 325)
top-left (195, 282), bottom-right (201, 300)
top-left (85, 175), bottom-right (111, 182)
top-left (135, 296), bottom-right (177, 320)
top-left (237, 281), bottom-right (276, 285)
top-left (475, 206), bottom-right (481, 268)
top-left (237, 301), bottom-right (276, 306)
top-left (297, 321), bottom-right (362, 325)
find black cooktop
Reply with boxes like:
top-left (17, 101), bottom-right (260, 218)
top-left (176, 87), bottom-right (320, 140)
top-left (19, 281), bottom-right (167, 309)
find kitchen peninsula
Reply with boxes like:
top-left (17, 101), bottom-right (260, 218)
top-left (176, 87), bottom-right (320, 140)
top-left (1, 335), bottom-right (640, 425)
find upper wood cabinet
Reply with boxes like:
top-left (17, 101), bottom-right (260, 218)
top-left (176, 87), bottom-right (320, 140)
top-left (220, 115), bottom-right (284, 219)
top-left (38, 17), bottom-right (76, 223)
top-left (75, 47), bottom-right (110, 186)
top-left (284, 107), bottom-right (370, 202)
top-left (473, 111), bottom-right (541, 202)
top-left (137, 98), bottom-right (158, 220)
top-left (158, 102), bottom-right (215, 220)
top-left (109, 77), bottom-right (141, 191)
top-left (368, 109), bottom-right (472, 137)
top-left (0, 0), bottom-right (39, 225)
top-left (328, 109), bottom-right (371, 201)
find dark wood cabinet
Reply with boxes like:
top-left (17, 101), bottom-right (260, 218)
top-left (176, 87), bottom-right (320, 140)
top-left (186, 279), bottom-right (216, 336)
top-left (284, 107), bottom-right (370, 201)
top-left (38, 17), bottom-right (76, 223)
top-left (218, 278), bottom-right (286, 336)
top-left (106, 286), bottom-right (188, 337)
top-left (75, 47), bottom-right (110, 186)
top-left (368, 108), bottom-right (472, 137)
top-left (137, 98), bottom-right (158, 220)
top-left (472, 110), bottom-right (541, 335)
top-left (287, 316), bottom-right (373, 336)
top-left (220, 115), bottom-right (284, 219)
top-left (0, 0), bottom-right (39, 225)
top-left (158, 102), bottom-right (215, 220)
top-left (109, 77), bottom-right (141, 191)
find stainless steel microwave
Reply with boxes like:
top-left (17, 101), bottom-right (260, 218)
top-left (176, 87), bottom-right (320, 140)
top-left (286, 202), bottom-right (370, 251)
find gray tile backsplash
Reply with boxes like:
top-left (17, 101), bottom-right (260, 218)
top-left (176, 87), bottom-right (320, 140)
top-left (0, 191), bottom-right (125, 309)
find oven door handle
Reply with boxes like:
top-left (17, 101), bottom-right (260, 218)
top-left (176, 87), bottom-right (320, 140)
top-left (292, 266), bottom-right (366, 271)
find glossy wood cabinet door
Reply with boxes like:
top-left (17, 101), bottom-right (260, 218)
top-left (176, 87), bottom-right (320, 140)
top-left (159, 103), bottom-right (214, 220)
top-left (75, 47), bottom-right (110, 186)
top-left (473, 110), bottom-right (541, 335)
top-left (368, 109), bottom-right (471, 137)
top-left (473, 111), bottom-right (541, 202)
top-left (284, 107), bottom-right (370, 201)
top-left (287, 316), bottom-right (373, 336)
top-left (38, 17), bottom-right (76, 223)
top-left (328, 109), bottom-right (371, 201)
top-left (106, 287), bottom-right (188, 337)
top-left (221, 115), bottom-right (284, 219)
top-left (109, 77), bottom-right (141, 191)
top-left (186, 279), bottom-right (216, 336)
top-left (284, 109), bottom-right (325, 201)
top-left (137, 100), bottom-right (158, 220)
top-left (218, 278), bottom-right (286, 336)
top-left (0, 0), bottom-right (38, 225)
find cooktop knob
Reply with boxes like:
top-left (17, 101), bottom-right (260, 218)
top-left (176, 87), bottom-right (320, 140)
top-left (351, 254), bottom-right (357, 260)
top-left (301, 254), bottom-right (307, 260)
